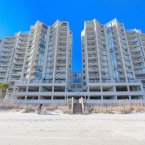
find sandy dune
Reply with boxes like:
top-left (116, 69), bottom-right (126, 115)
top-left (0, 110), bottom-right (145, 145)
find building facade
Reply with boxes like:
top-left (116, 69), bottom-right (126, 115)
top-left (0, 20), bottom-right (72, 102)
top-left (81, 19), bottom-right (145, 100)
top-left (126, 29), bottom-right (145, 89)
top-left (0, 19), bottom-right (145, 104)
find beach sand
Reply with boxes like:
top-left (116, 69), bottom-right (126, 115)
top-left (0, 110), bottom-right (145, 145)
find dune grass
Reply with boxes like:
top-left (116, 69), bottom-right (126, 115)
top-left (0, 102), bottom-right (145, 114)
top-left (86, 103), bottom-right (145, 114)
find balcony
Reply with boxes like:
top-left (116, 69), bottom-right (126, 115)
top-left (86, 32), bottom-right (95, 37)
top-left (89, 80), bottom-right (100, 83)
top-left (0, 53), bottom-right (11, 57)
top-left (47, 52), bottom-right (54, 57)
top-left (89, 74), bottom-right (99, 79)
top-left (130, 47), bottom-right (141, 52)
top-left (88, 50), bottom-right (96, 54)
top-left (41, 79), bottom-right (53, 83)
top-left (0, 74), bottom-right (6, 78)
top-left (0, 63), bottom-right (9, 66)
top-left (55, 75), bottom-right (65, 79)
top-left (55, 68), bottom-right (66, 72)
top-left (11, 72), bottom-right (22, 76)
top-left (15, 55), bottom-right (25, 59)
top-left (17, 44), bottom-right (27, 48)
top-left (88, 60), bottom-right (97, 64)
top-left (58, 45), bottom-right (66, 49)
top-left (46, 69), bottom-right (53, 73)
top-left (57, 60), bottom-right (66, 64)
top-left (12, 66), bottom-right (23, 70)
top-left (0, 68), bottom-right (7, 71)
top-left (10, 76), bottom-right (21, 81)
top-left (59, 32), bottom-right (67, 37)
top-left (89, 67), bottom-right (98, 71)
top-left (101, 68), bottom-right (108, 73)
top-left (87, 35), bottom-right (95, 39)
top-left (13, 60), bottom-right (24, 65)
top-left (46, 75), bottom-right (53, 79)
top-left (117, 67), bottom-right (124, 71)
top-left (88, 57), bottom-right (97, 61)
top-left (0, 58), bottom-right (10, 62)
top-left (4, 38), bottom-right (15, 43)
top-left (0, 72), bottom-right (6, 77)
top-left (54, 80), bottom-right (66, 83)
top-left (87, 42), bottom-right (96, 47)
top-left (57, 56), bottom-right (66, 60)
top-left (135, 70), bottom-right (145, 75)
top-left (134, 65), bottom-right (145, 69)
top-left (16, 47), bottom-right (27, 51)
top-left (56, 66), bottom-right (65, 70)
top-left (47, 58), bottom-right (54, 63)
top-left (59, 38), bottom-right (67, 43)
top-left (57, 50), bottom-right (66, 54)
top-left (87, 38), bottom-right (95, 43)
top-left (1, 49), bottom-right (12, 53)
top-left (133, 59), bottom-right (144, 64)
top-left (118, 73), bottom-right (125, 78)
top-left (131, 53), bottom-right (142, 59)
top-left (3, 43), bottom-right (14, 47)
top-left (15, 50), bottom-right (26, 54)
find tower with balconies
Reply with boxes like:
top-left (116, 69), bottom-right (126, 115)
top-left (14, 20), bottom-right (72, 100)
top-left (0, 33), bottom-right (29, 99)
top-left (81, 19), bottom-right (144, 100)
top-left (0, 36), bottom-right (16, 83)
top-left (126, 29), bottom-right (145, 91)
top-left (0, 20), bottom-right (72, 101)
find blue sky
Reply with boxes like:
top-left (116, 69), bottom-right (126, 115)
top-left (0, 0), bottom-right (145, 72)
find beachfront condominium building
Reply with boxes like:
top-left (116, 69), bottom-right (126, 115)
top-left (0, 20), bottom-right (72, 101)
top-left (0, 33), bottom-right (29, 97)
top-left (126, 30), bottom-right (145, 89)
top-left (81, 18), bottom-right (145, 100)
top-left (0, 18), bottom-right (145, 104)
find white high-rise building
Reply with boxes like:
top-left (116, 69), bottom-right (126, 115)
top-left (81, 19), bottom-right (145, 100)
top-left (0, 36), bottom-right (16, 83)
top-left (0, 33), bottom-right (29, 98)
top-left (0, 20), bottom-right (72, 101)
top-left (126, 29), bottom-right (145, 89)
top-left (0, 19), bottom-right (145, 104)
top-left (14, 20), bottom-right (72, 101)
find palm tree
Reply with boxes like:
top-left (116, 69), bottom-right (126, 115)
top-left (0, 83), bottom-right (9, 100)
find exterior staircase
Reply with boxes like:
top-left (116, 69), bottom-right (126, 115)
top-left (69, 97), bottom-right (85, 114)
top-left (73, 103), bottom-right (82, 114)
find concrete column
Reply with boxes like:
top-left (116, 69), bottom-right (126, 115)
top-left (51, 95), bottom-right (54, 100)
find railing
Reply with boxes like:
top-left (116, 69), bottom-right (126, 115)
top-left (14, 99), bottom-right (67, 105)
top-left (41, 80), bottom-right (53, 83)
top-left (55, 80), bottom-right (65, 83)
top-left (88, 80), bottom-right (141, 83)
top-left (15, 80), bottom-right (54, 85)
top-left (89, 80), bottom-right (100, 83)
top-left (11, 72), bottom-right (21, 75)
top-left (0, 68), bottom-right (7, 71)
top-left (0, 63), bottom-right (8, 65)
top-left (86, 99), bottom-right (145, 105)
